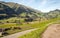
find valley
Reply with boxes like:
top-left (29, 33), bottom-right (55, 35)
top-left (0, 1), bottom-right (60, 38)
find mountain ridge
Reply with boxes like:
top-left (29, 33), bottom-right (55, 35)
top-left (0, 1), bottom-right (60, 20)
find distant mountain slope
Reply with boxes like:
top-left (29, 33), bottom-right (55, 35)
top-left (0, 3), bottom-right (15, 14)
top-left (0, 1), bottom-right (42, 19)
top-left (0, 1), bottom-right (60, 20)
top-left (44, 9), bottom-right (60, 19)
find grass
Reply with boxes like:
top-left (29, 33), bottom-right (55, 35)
top-left (0, 23), bottom-right (33, 35)
top-left (19, 17), bottom-right (60, 38)
top-left (0, 17), bottom-right (60, 37)
top-left (0, 23), bottom-right (17, 28)
top-left (0, 17), bottom-right (24, 23)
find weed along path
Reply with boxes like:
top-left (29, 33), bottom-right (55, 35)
top-left (41, 24), bottom-right (60, 38)
top-left (1, 28), bottom-right (39, 38)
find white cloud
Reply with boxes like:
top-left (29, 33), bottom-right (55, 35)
top-left (26, 0), bottom-right (35, 4)
top-left (21, 0), bottom-right (35, 4)
top-left (41, 0), bottom-right (48, 6)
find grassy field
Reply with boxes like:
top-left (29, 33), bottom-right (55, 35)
top-left (19, 17), bottom-right (60, 38)
top-left (0, 23), bottom-right (34, 35)
top-left (0, 17), bottom-right (60, 37)
top-left (0, 18), bottom-right (42, 35)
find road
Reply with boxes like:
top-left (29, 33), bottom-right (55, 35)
top-left (41, 24), bottom-right (60, 38)
top-left (1, 28), bottom-right (38, 38)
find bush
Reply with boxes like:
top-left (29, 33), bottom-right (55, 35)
top-left (2, 32), bottom-right (9, 36)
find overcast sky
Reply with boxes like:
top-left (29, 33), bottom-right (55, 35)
top-left (0, 0), bottom-right (60, 12)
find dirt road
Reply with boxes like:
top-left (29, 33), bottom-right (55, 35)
top-left (41, 24), bottom-right (60, 38)
top-left (1, 28), bottom-right (38, 38)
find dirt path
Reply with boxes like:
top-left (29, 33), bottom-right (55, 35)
top-left (1, 28), bottom-right (38, 38)
top-left (41, 24), bottom-right (60, 38)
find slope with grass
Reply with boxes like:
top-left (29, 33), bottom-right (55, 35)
top-left (19, 17), bottom-right (60, 38)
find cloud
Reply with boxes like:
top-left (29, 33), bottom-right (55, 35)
top-left (41, 0), bottom-right (48, 6)
top-left (18, 0), bottom-right (34, 4)
top-left (27, 0), bottom-right (35, 3)
top-left (25, 0), bottom-right (35, 4)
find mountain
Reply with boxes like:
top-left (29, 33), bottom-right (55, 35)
top-left (0, 1), bottom-right (42, 19)
top-left (0, 1), bottom-right (60, 21)
top-left (43, 9), bottom-right (60, 19)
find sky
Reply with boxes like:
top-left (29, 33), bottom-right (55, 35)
top-left (0, 0), bottom-right (60, 12)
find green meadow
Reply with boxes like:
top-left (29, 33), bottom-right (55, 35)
top-left (19, 17), bottom-right (60, 38)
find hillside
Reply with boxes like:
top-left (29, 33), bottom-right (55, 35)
top-left (0, 1), bottom-right (42, 20)
top-left (0, 1), bottom-right (60, 38)
top-left (43, 9), bottom-right (60, 19)
top-left (0, 1), bottom-right (60, 20)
